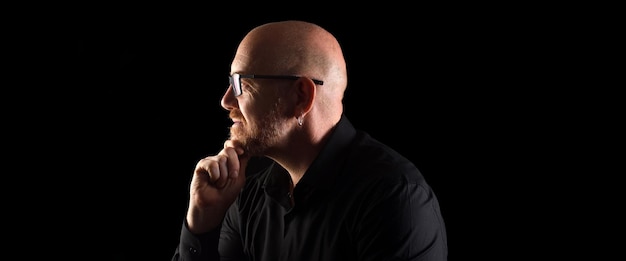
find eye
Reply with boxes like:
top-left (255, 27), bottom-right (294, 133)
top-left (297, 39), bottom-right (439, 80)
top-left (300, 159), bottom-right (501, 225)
top-left (239, 80), bottom-right (256, 95)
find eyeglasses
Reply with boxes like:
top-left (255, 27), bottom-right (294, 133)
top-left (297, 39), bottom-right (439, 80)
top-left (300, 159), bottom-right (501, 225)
top-left (228, 73), bottom-right (324, 97)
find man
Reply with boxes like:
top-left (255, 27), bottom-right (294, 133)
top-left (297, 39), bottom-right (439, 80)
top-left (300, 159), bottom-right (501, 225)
top-left (172, 20), bottom-right (448, 261)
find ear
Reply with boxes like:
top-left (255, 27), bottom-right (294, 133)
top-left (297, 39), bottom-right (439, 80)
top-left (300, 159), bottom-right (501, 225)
top-left (293, 77), bottom-right (316, 117)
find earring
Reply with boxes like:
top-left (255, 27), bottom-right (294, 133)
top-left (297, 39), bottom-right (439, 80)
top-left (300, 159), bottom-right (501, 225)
top-left (297, 115), bottom-right (303, 126)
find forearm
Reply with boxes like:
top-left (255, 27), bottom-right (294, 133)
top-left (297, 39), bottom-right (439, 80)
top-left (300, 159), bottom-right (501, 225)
top-left (186, 205), bottom-right (227, 234)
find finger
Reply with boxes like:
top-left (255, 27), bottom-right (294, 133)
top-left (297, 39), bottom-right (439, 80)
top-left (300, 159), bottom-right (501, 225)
top-left (222, 146), bottom-right (241, 179)
top-left (214, 155), bottom-right (230, 188)
top-left (194, 157), bottom-right (216, 183)
top-left (224, 140), bottom-right (245, 155)
top-left (224, 140), bottom-right (249, 179)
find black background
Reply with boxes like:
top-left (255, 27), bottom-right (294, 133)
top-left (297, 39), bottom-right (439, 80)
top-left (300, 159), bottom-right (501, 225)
top-left (22, 5), bottom-right (574, 260)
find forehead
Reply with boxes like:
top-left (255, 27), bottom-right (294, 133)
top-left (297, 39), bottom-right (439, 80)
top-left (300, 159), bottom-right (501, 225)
top-left (231, 39), bottom-right (284, 74)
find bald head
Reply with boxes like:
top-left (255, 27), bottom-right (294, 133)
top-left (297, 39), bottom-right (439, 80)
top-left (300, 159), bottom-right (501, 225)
top-left (232, 20), bottom-right (348, 106)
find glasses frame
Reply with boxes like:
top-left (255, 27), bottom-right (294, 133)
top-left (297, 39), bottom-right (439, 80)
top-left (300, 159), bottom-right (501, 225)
top-left (229, 73), bottom-right (324, 97)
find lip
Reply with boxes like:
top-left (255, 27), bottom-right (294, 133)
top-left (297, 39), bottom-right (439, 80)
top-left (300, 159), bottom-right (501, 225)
top-left (230, 120), bottom-right (243, 127)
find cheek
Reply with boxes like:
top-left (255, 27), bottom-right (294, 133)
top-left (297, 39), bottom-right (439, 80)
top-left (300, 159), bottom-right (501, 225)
top-left (239, 103), bottom-right (264, 125)
top-left (241, 94), bottom-right (288, 123)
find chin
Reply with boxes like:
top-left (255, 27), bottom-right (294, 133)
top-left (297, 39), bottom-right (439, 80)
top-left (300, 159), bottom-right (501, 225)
top-left (229, 131), bottom-right (249, 145)
top-left (229, 132), bottom-right (243, 142)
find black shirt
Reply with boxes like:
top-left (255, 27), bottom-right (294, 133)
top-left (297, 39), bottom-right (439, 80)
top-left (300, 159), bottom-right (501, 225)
top-left (172, 115), bottom-right (448, 261)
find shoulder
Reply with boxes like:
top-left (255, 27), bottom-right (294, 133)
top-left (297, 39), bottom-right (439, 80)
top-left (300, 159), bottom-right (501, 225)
top-left (346, 130), bottom-right (425, 185)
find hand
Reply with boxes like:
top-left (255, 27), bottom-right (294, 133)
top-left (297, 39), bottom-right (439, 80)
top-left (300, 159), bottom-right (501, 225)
top-left (186, 140), bottom-right (249, 234)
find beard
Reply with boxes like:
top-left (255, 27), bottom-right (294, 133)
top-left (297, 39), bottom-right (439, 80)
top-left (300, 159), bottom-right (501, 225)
top-left (228, 100), bottom-right (287, 157)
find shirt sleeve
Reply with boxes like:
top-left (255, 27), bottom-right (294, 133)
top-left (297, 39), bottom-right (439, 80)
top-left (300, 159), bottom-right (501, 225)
top-left (217, 200), bottom-right (246, 260)
top-left (171, 219), bottom-right (221, 261)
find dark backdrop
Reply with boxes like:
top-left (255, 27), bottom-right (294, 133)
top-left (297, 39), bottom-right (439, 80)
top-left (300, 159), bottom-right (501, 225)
top-left (46, 6), bottom-right (544, 260)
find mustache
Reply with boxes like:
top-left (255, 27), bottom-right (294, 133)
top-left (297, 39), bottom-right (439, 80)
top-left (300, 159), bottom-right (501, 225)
top-left (229, 110), bottom-right (244, 120)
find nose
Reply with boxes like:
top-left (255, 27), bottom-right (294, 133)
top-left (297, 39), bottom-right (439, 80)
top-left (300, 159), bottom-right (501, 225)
top-left (221, 85), bottom-right (237, 110)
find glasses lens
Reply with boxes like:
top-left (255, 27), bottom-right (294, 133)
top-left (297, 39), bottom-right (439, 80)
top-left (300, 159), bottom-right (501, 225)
top-left (229, 74), bottom-right (242, 96)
